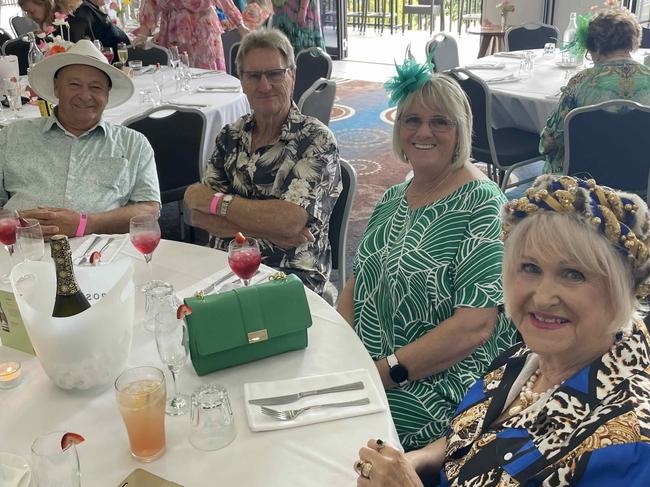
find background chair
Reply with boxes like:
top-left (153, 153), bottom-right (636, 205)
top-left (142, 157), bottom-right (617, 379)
top-left (9, 16), bottom-right (36, 37)
top-left (293, 47), bottom-right (332, 104)
top-left (229, 42), bottom-right (240, 79)
top-left (222, 29), bottom-right (241, 75)
top-left (641, 22), bottom-right (650, 49)
top-left (329, 158), bottom-right (357, 297)
top-left (123, 106), bottom-right (207, 238)
top-left (297, 78), bottom-right (336, 126)
top-left (448, 68), bottom-right (541, 190)
top-left (2, 36), bottom-right (29, 75)
top-left (0, 27), bottom-right (12, 47)
top-left (564, 99), bottom-right (650, 203)
top-left (505, 23), bottom-right (560, 51)
top-left (401, 0), bottom-right (443, 35)
top-left (425, 33), bottom-right (459, 72)
top-left (127, 44), bottom-right (169, 66)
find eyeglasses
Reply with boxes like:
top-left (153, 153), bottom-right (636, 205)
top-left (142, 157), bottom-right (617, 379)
top-left (399, 115), bottom-right (457, 133)
top-left (241, 68), bottom-right (291, 84)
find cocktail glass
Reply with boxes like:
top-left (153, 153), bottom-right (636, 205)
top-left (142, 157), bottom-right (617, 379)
top-left (115, 366), bottom-right (166, 462)
top-left (31, 431), bottom-right (80, 487)
top-left (227, 236), bottom-right (261, 287)
top-left (129, 214), bottom-right (161, 292)
top-left (0, 208), bottom-right (18, 282)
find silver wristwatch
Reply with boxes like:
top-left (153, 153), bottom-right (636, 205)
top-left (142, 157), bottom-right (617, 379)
top-left (219, 194), bottom-right (234, 217)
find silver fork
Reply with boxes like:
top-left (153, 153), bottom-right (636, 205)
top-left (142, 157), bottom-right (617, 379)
top-left (79, 237), bottom-right (115, 265)
top-left (261, 398), bottom-right (370, 421)
top-left (76, 235), bottom-right (101, 265)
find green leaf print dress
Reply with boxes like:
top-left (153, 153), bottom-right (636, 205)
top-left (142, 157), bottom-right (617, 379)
top-left (353, 179), bottom-right (519, 451)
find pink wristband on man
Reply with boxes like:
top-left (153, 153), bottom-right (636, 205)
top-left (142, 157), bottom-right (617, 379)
top-left (75, 213), bottom-right (88, 238)
top-left (210, 193), bottom-right (224, 215)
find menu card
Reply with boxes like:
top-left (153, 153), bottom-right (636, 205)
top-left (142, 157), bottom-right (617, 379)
top-left (0, 290), bottom-right (35, 355)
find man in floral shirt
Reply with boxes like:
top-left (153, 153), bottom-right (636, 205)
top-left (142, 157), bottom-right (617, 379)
top-left (184, 29), bottom-right (341, 294)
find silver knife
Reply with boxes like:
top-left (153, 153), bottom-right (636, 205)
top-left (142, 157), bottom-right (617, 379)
top-left (248, 381), bottom-right (365, 406)
top-left (76, 235), bottom-right (102, 265)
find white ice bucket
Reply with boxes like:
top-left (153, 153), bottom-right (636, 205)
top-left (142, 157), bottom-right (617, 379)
top-left (10, 259), bottom-right (135, 391)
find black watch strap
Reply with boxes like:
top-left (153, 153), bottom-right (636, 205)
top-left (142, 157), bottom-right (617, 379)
top-left (387, 353), bottom-right (409, 387)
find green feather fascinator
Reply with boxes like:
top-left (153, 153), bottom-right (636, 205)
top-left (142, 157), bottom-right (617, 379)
top-left (384, 46), bottom-right (435, 107)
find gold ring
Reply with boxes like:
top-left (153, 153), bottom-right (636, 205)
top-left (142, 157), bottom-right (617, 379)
top-left (361, 461), bottom-right (373, 479)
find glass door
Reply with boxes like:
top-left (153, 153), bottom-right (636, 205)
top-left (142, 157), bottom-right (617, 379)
top-left (320, 0), bottom-right (348, 59)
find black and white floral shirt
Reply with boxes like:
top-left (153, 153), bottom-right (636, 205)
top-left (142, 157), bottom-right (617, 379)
top-left (203, 104), bottom-right (341, 294)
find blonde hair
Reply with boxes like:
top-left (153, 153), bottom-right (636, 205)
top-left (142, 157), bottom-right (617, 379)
top-left (18, 0), bottom-right (53, 28)
top-left (392, 73), bottom-right (472, 170)
top-left (502, 212), bottom-right (640, 331)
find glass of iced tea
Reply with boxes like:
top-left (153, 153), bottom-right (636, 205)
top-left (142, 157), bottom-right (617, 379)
top-left (115, 366), bottom-right (166, 462)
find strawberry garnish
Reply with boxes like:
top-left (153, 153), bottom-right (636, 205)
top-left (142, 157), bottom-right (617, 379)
top-left (17, 216), bottom-right (30, 227)
top-left (177, 304), bottom-right (192, 320)
top-left (61, 432), bottom-right (85, 451)
top-left (234, 232), bottom-right (246, 244)
top-left (89, 251), bottom-right (101, 265)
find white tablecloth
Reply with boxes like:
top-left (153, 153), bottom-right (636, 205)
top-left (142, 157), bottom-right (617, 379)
top-left (14, 68), bottom-right (250, 175)
top-left (0, 239), bottom-right (400, 487)
top-left (465, 49), bottom-right (648, 133)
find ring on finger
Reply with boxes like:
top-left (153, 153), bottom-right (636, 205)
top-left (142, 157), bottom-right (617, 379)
top-left (354, 460), bottom-right (364, 475)
top-left (361, 461), bottom-right (373, 479)
top-left (376, 438), bottom-right (385, 452)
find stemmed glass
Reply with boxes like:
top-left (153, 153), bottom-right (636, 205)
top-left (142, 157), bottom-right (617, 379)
top-left (16, 218), bottom-right (44, 262)
top-left (227, 237), bottom-right (261, 287)
top-left (3, 77), bottom-right (22, 119)
top-left (117, 42), bottom-right (128, 65)
top-left (0, 208), bottom-right (18, 283)
top-left (129, 214), bottom-right (161, 292)
top-left (152, 64), bottom-right (165, 104)
top-left (102, 47), bottom-right (114, 64)
top-left (169, 45), bottom-right (181, 91)
top-left (154, 307), bottom-right (189, 416)
top-left (179, 51), bottom-right (191, 92)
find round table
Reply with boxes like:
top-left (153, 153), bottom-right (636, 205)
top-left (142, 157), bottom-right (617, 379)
top-left (464, 49), bottom-right (649, 133)
top-left (0, 238), bottom-right (399, 486)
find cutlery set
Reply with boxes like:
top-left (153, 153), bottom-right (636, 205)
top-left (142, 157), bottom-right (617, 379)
top-left (485, 73), bottom-right (519, 84)
top-left (76, 236), bottom-right (116, 265)
top-left (249, 381), bottom-right (369, 421)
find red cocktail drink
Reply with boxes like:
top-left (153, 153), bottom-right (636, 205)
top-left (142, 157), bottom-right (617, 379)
top-left (131, 231), bottom-right (161, 256)
top-left (0, 218), bottom-right (18, 245)
top-left (228, 248), bottom-right (261, 280)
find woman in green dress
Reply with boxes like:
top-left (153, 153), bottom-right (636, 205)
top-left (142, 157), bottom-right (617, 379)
top-left (337, 63), bottom-right (519, 451)
top-left (271, 0), bottom-right (325, 52)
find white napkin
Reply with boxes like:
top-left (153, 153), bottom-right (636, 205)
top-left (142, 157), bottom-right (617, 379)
top-left (465, 62), bottom-right (506, 70)
top-left (176, 266), bottom-right (274, 300)
top-left (493, 51), bottom-right (525, 59)
top-left (485, 73), bottom-right (520, 84)
top-left (71, 234), bottom-right (127, 265)
top-left (0, 452), bottom-right (31, 487)
top-left (244, 369), bottom-right (386, 431)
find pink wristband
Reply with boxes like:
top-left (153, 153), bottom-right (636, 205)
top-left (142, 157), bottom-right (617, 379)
top-left (209, 193), bottom-right (223, 215)
top-left (75, 213), bottom-right (87, 237)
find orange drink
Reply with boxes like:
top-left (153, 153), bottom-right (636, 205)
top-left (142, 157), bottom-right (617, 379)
top-left (115, 366), bottom-right (166, 462)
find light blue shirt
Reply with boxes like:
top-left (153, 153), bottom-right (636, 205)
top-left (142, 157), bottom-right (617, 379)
top-left (0, 115), bottom-right (160, 212)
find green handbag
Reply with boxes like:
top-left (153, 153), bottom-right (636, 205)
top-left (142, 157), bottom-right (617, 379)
top-left (183, 273), bottom-right (312, 376)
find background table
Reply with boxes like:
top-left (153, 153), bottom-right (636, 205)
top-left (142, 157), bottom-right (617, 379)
top-left (0, 239), bottom-right (400, 486)
top-left (13, 68), bottom-right (250, 174)
top-left (465, 49), bottom-right (649, 133)
top-left (467, 27), bottom-right (505, 58)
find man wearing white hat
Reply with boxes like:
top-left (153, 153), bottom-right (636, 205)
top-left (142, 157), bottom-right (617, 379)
top-left (0, 39), bottom-right (160, 237)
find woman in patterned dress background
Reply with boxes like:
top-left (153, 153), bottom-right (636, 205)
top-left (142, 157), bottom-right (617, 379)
top-left (133, 0), bottom-right (248, 70)
top-left (353, 175), bottom-right (650, 486)
top-left (337, 65), bottom-right (518, 451)
top-left (271, 0), bottom-right (324, 52)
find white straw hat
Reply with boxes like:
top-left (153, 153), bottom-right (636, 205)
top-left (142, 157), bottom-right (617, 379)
top-left (28, 39), bottom-right (134, 109)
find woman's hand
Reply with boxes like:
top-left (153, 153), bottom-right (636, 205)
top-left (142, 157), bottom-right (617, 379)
top-left (354, 439), bottom-right (424, 487)
top-left (298, 3), bottom-right (309, 28)
top-left (132, 33), bottom-right (148, 47)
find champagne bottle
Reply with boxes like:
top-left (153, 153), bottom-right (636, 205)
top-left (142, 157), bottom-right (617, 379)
top-left (51, 235), bottom-right (91, 317)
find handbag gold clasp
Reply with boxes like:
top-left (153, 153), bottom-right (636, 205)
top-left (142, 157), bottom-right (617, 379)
top-left (248, 329), bottom-right (269, 343)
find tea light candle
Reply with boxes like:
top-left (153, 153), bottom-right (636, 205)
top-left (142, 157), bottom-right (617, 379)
top-left (0, 361), bottom-right (21, 389)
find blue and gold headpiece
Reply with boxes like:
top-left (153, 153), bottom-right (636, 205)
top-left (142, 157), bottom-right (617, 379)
top-left (502, 175), bottom-right (650, 298)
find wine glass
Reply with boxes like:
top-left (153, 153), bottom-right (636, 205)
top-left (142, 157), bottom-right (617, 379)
top-left (129, 214), bottom-right (161, 292)
top-left (179, 51), bottom-right (191, 92)
top-left (227, 237), bottom-right (261, 287)
top-left (169, 45), bottom-right (180, 69)
top-left (117, 42), bottom-right (128, 65)
top-left (154, 307), bottom-right (189, 416)
top-left (16, 218), bottom-right (44, 262)
top-left (101, 47), bottom-right (114, 64)
top-left (3, 77), bottom-right (22, 120)
top-left (152, 65), bottom-right (165, 104)
top-left (0, 209), bottom-right (18, 283)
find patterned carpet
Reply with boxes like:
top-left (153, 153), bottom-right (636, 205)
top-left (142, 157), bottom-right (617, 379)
top-left (330, 79), bottom-right (411, 277)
